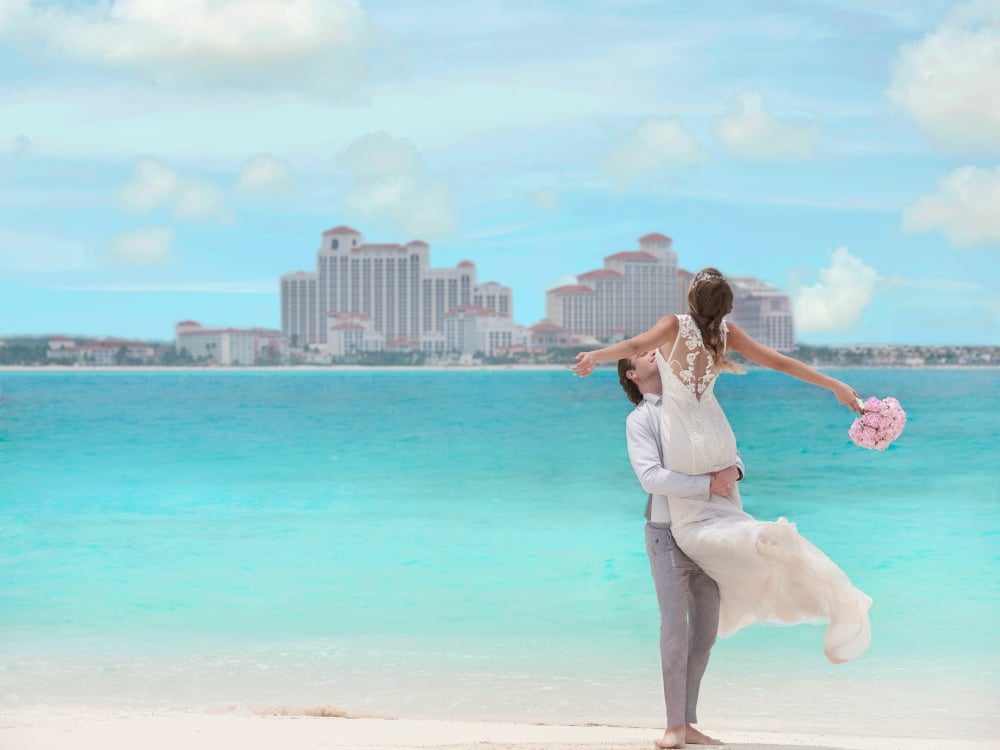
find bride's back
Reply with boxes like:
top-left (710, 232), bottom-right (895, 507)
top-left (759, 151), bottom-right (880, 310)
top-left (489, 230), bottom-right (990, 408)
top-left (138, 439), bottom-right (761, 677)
top-left (655, 314), bottom-right (737, 474)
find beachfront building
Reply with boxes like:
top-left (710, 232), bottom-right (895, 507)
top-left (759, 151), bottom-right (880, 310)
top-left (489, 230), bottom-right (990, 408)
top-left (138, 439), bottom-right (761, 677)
top-left (280, 271), bottom-right (319, 348)
top-left (444, 304), bottom-right (530, 356)
top-left (419, 333), bottom-right (447, 355)
top-left (47, 337), bottom-right (157, 365)
top-left (471, 280), bottom-right (512, 318)
top-left (174, 321), bottom-right (288, 365)
top-left (48, 336), bottom-right (75, 354)
top-left (727, 277), bottom-right (795, 352)
top-left (280, 226), bottom-right (515, 349)
top-left (545, 233), bottom-right (678, 341)
top-left (528, 321), bottom-right (572, 349)
top-left (326, 312), bottom-right (385, 357)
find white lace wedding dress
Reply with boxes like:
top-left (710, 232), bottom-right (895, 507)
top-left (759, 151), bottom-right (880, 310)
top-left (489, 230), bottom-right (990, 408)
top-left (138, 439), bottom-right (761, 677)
top-left (657, 314), bottom-right (872, 663)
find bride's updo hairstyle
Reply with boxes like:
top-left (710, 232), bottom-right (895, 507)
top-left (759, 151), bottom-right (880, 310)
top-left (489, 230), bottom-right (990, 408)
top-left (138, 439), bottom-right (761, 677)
top-left (688, 267), bottom-right (741, 373)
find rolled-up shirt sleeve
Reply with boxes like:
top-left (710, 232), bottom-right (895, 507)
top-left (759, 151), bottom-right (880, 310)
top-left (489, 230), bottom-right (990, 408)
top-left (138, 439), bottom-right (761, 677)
top-left (625, 409), bottom-right (711, 499)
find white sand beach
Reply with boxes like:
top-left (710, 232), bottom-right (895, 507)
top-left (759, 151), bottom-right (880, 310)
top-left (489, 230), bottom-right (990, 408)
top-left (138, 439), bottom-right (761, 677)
top-left (1, 708), bottom-right (995, 750)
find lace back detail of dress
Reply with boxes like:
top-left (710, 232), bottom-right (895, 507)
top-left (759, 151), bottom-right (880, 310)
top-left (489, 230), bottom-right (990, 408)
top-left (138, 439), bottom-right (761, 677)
top-left (666, 314), bottom-right (725, 400)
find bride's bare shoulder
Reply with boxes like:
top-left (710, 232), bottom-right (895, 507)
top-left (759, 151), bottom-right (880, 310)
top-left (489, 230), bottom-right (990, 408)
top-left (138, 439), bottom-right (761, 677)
top-left (655, 314), bottom-right (680, 357)
top-left (657, 314), bottom-right (680, 331)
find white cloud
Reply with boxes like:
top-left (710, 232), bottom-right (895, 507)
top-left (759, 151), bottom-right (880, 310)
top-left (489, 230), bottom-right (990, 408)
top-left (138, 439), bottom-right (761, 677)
top-left (530, 187), bottom-right (561, 213)
top-left (713, 90), bottom-right (820, 161)
top-left (339, 132), bottom-right (424, 180)
top-left (109, 226), bottom-right (175, 265)
top-left (117, 158), bottom-right (230, 222)
top-left (600, 118), bottom-right (706, 190)
top-left (888, 0), bottom-right (1000, 155)
top-left (117, 159), bottom-right (178, 212)
top-left (0, 0), bottom-right (370, 95)
top-left (237, 154), bottom-right (296, 194)
top-left (338, 132), bottom-right (455, 240)
top-left (792, 247), bottom-right (881, 333)
top-left (902, 165), bottom-right (1000, 246)
top-left (172, 180), bottom-right (229, 221)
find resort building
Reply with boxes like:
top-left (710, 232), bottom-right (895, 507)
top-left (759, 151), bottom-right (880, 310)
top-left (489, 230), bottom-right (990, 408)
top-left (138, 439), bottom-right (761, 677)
top-left (280, 271), bottom-right (319, 348)
top-left (528, 322), bottom-right (572, 349)
top-left (541, 235), bottom-right (795, 351)
top-left (727, 277), bottom-right (795, 352)
top-left (278, 225), bottom-right (795, 357)
top-left (444, 304), bottom-right (530, 356)
top-left (545, 233), bottom-right (678, 340)
top-left (47, 337), bottom-right (157, 365)
top-left (326, 312), bottom-right (385, 358)
top-left (280, 226), bottom-right (516, 350)
top-left (675, 268), bottom-right (694, 314)
top-left (174, 321), bottom-right (287, 365)
top-left (471, 281), bottom-right (512, 317)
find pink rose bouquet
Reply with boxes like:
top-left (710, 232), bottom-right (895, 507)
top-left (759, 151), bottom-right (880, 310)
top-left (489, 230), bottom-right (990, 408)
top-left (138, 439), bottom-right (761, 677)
top-left (849, 396), bottom-right (907, 450)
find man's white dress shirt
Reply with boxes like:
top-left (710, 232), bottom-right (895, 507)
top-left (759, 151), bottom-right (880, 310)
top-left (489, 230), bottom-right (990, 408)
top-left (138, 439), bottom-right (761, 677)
top-left (625, 392), bottom-right (744, 523)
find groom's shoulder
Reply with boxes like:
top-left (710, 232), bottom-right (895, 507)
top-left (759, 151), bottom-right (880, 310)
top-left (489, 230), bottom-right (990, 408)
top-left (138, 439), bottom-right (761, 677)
top-left (625, 399), bottom-right (653, 427)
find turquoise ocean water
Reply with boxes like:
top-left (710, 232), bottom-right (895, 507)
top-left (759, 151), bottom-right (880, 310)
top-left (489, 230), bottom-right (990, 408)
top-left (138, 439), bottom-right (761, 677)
top-left (0, 369), bottom-right (997, 733)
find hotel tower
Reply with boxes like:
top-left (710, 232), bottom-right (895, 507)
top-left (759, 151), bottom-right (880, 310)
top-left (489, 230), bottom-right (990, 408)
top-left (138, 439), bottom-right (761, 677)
top-left (545, 233), bottom-right (794, 351)
top-left (546, 233), bottom-right (679, 341)
top-left (280, 226), bottom-right (512, 348)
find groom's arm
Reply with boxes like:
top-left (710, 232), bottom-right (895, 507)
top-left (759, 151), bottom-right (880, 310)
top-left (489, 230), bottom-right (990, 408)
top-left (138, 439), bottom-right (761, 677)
top-left (710, 461), bottom-right (745, 496)
top-left (625, 409), bottom-right (712, 498)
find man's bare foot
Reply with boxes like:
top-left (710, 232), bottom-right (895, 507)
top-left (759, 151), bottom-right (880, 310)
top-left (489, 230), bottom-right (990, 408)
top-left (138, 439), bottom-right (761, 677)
top-left (685, 724), bottom-right (723, 745)
top-left (654, 726), bottom-right (686, 748)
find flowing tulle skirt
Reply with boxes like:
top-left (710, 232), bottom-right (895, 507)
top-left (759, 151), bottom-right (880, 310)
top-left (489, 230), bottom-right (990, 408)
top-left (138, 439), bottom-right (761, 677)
top-left (669, 490), bottom-right (872, 663)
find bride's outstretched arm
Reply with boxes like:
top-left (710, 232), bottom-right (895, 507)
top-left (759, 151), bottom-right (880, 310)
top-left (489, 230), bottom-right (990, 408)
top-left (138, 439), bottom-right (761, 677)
top-left (726, 323), bottom-right (863, 413)
top-left (571, 315), bottom-right (678, 376)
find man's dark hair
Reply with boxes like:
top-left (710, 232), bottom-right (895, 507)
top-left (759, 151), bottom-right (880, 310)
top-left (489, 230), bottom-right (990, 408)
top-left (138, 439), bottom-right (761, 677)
top-left (618, 357), bottom-right (642, 405)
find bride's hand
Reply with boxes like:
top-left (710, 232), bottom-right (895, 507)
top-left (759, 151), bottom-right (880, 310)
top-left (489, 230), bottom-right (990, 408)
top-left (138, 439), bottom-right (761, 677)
top-left (834, 381), bottom-right (864, 413)
top-left (572, 351), bottom-right (598, 377)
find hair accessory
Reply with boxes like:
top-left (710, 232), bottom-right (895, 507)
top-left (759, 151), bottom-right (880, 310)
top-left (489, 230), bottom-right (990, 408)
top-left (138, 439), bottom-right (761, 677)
top-left (693, 271), bottom-right (725, 286)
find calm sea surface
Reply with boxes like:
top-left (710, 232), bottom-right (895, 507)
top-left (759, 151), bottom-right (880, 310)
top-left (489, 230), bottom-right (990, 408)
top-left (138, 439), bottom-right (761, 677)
top-left (0, 369), bottom-right (997, 731)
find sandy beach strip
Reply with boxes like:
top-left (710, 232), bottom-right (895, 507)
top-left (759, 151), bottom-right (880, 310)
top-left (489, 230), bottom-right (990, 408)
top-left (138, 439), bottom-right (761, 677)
top-left (1, 709), bottom-right (995, 750)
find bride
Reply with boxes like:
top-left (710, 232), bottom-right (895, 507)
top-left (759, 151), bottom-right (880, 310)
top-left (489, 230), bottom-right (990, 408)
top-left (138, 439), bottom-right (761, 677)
top-left (572, 268), bottom-right (872, 663)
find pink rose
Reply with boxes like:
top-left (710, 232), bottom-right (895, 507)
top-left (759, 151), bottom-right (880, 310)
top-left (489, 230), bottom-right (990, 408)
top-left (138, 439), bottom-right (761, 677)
top-left (850, 396), bottom-right (906, 450)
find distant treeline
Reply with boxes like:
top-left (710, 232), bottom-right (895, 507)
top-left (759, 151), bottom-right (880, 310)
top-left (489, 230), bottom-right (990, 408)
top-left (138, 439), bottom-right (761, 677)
top-left (789, 344), bottom-right (997, 368)
top-left (0, 336), bottom-right (997, 367)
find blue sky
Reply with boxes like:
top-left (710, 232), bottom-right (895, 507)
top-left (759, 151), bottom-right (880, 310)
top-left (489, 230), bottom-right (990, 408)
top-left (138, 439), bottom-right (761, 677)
top-left (0, 0), bottom-right (997, 345)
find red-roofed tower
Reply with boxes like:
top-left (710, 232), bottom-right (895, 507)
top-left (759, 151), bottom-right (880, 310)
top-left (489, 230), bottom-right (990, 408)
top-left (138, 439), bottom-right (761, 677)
top-left (546, 232), bottom-right (678, 340)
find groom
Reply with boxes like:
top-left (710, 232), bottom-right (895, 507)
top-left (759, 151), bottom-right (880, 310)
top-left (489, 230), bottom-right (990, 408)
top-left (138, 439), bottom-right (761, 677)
top-left (619, 350), bottom-right (742, 749)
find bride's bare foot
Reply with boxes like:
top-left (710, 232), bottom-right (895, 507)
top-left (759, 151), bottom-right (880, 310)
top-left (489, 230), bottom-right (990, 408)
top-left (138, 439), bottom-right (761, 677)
top-left (654, 726), bottom-right (686, 748)
top-left (685, 724), bottom-right (723, 745)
